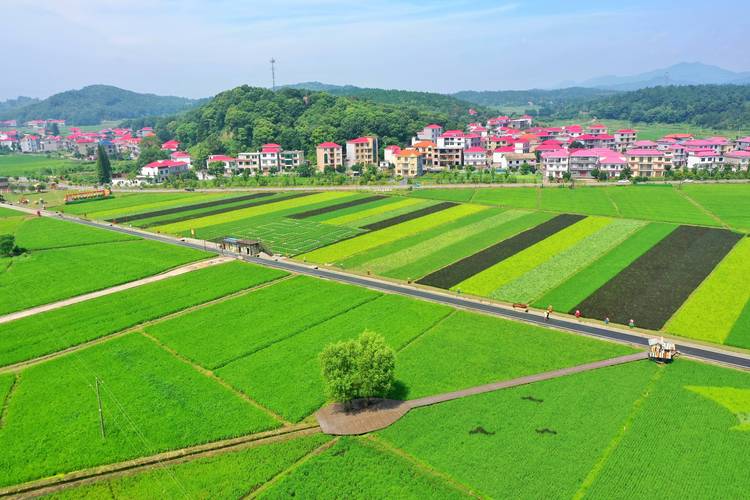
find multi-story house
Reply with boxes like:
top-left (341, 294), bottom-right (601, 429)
top-left (20, 134), bottom-right (41, 153)
top-left (724, 150), bottom-right (750, 171)
top-left (509, 115), bottom-right (533, 129)
top-left (614, 129), bottom-right (637, 151)
top-left (629, 140), bottom-right (658, 150)
top-left (170, 151), bottom-right (192, 166)
top-left (316, 142), bottom-right (343, 172)
top-left (735, 136), bottom-right (750, 151)
top-left (161, 140), bottom-right (180, 151)
top-left (346, 136), bottom-right (379, 168)
top-left (434, 148), bottom-right (463, 170)
top-left (587, 124), bottom-right (608, 135)
top-left (577, 134), bottom-right (616, 150)
top-left (140, 159), bottom-right (189, 182)
top-left (569, 149), bottom-right (604, 179)
top-left (414, 124), bottom-right (443, 144)
top-left (541, 150), bottom-right (569, 179)
top-left (463, 147), bottom-right (489, 169)
top-left (686, 150), bottom-right (724, 171)
top-left (236, 144), bottom-right (304, 174)
top-left (206, 154), bottom-right (237, 172)
top-left (625, 148), bottom-right (668, 177)
top-left (412, 140), bottom-right (435, 170)
top-left (383, 145), bottom-right (401, 165)
top-left (393, 149), bottom-right (423, 178)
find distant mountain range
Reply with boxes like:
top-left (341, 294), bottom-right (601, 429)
top-left (0, 85), bottom-right (204, 125)
top-left (559, 62), bottom-right (750, 91)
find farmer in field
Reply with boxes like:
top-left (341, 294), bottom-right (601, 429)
top-left (575, 309), bottom-right (581, 321)
top-left (604, 316), bottom-right (610, 325)
top-left (629, 318), bottom-right (635, 329)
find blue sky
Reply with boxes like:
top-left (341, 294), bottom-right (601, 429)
top-left (1, 0), bottom-right (748, 99)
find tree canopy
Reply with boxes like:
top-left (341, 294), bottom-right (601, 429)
top-left (319, 331), bottom-right (396, 404)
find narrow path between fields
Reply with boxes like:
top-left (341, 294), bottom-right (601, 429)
top-left (674, 188), bottom-right (731, 230)
top-left (315, 352), bottom-right (648, 435)
top-left (0, 256), bottom-right (232, 325)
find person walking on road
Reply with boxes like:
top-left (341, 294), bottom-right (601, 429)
top-left (545, 305), bottom-right (553, 322)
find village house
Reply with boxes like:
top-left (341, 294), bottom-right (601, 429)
top-left (383, 145), bottom-right (401, 165)
top-left (414, 124), bottom-right (443, 144)
top-left (626, 148), bottom-right (669, 177)
top-left (346, 136), bottom-right (379, 168)
top-left (541, 150), bottom-right (570, 179)
top-left (463, 146), bottom-right (489, 169)
top-left (411, 140), bottom-right (435, 170)
top-left (316, 141), bottom-right (344, 172)
top-left (569, 149), bottom-right (605, 179)
top-left (206, 154), bottom-right (237, 172)
top-left (686, 149), bottom-right (724, 171)
top-left (724, 150), bottom-right (750, 171)
top-left (161, 139), bottom-right (180, 151)
top-left (170, 151), bottom-right (192, 166)
top-left (236, 144), bottom-right (304, 175)
top-left (393, 149), bottom-right (424, 178)
top-left (509, 115), bottom-right (533, 129)
top-left (20, 134), bottom-right (41, 153)
top-left (735, 136), bottom-right (750, 151)
top-left (140, 159), bottom-right (189, 182)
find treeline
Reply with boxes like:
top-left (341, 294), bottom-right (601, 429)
top-left (0, 85), bottom-right (202, 125)
top-left (453, 87), bottom-right (617, 108)
top-left (285, 82), bottom-right (484, 117)
top-left (145, 86), bottom-right (485, 166)
top-left (0, 96), bottom-right (39, 114)
top-left (534, 84), bottom-right (750, 129)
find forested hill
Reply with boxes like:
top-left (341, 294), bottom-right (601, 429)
top-left (284, 82), bottom-right (485, 117)
top-left (0, 96), bottom-right (40, 115)
top-left (562, 84), bottom-right (750, 129)
top-left (451, 87), bottom-right (618, 109)
top-left (149, 86), bottom-right (488, 163)
top-left (0, 85), bottom-right (202, 125)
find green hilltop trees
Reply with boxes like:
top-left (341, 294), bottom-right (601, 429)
top-left (319, 331), bottom-right (396, 405)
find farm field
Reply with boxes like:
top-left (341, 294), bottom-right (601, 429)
top-left (409, 184), bottom-right (749, 230)
top-left (666, 238), bottom-right (750, 348)
top-left (0, 238), bottom-right (208, 315)
top-left (0, 334), bottom-right (281, 488)
top-left (379, 359), bottom-right (750, 498)
top-left (0, 261), bottom-right (287, 367)
top-left (53, 433), bottom-right (332, 499)
top-left (0, 154), bottom-right (82, 177)
top-left (61, 192), bottom-right (233, 219)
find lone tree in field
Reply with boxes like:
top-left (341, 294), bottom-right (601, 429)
top-left (96, 145), bottom-right (112, 184)
top-left (319, 331), bottom-right (395, 406)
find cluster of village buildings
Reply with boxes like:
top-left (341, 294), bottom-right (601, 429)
top-left (3, 116), bottom-right (750, 184)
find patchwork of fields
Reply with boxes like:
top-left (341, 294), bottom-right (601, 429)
top-left (1, 195), bottom-right (749, 496)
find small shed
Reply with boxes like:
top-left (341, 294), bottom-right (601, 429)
top-left (220, 237), bottom-right (263, 256)
top-left (648, 337), bottom-right (679, 363)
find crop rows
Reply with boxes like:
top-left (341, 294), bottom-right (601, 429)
top-left (577, 225), bottom-right (742, 328)
top-left (287, 194), bottom-right (385, 219)
top-left (666, 237), bottom-right (750, 346)
top-left (301, 203), bottom-right (486, 264)
top-left (0, 261), bottom-right (286, 367)
top-left (326, 197), bottom-right (433, 227)
top-left (533, 223), bottom-right (677, 312)
top-left (361, 201), bottom-right (458, 231)
top-left (107, 192), bottom-right (276, 223)
top-left (490, 219), bottom-right (646, 303)
top-left (417, 214), bottom-right (583, 289)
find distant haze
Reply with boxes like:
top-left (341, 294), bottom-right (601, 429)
top-left (1, 0), bottom-right (748, 100)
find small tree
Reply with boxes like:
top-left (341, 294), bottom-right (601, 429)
top-left (319, 331), bottom-right (396, 406)
top-left (0, 234), bottom-right (23, 257)
top-left (95, 145), bottom-right (112, 184)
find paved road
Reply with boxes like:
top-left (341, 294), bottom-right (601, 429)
top-left (7, 203), bottom-right (750, 371)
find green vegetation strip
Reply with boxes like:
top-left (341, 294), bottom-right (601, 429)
top-left (534, 223), bottom-right (677, 312)
top-left (324, 197), bottom-right (428, 227)
top-left (110, 192), bottom-right (277, 223)
top-left (0, 240), bottom-right (208, 316)
top-left (491, 219), bottom-right (646, 303)
top-left (361, 201), bottom-right (458, 231)
top-left (666, 237), bottom-right (750, 346)
top-left (726, 300), bottom-right (750, 350)
top-left (287, 195), bottom-right (385, 219)
top-left (0, 335), bottom-right (280, 488)
top-left (417, 214), bottom-right (582, 290)
top-left (410, 188), bottom-right (478, 203)
top-left (216, 294), bottom-right (451, 422)
top-left (140, 192), bottom-right (313, 229)
top-left (13, 216), bottom-right (137, 250)
top-left (259, 437), bottom-right (469, 499)
top-left (0, 261), bottom-right (287, 367)
top-left (540, 187), bottom-right (618, 216)
top-left (153, 192), bottom-right (351, 234)
top-left (683, 184), bottom-right (750, 232)
top-left (577, 226), bottom-right (743, 329)
top-left (379, 362), bottom-right (653, 498)
top-left (335, 207), bottom-right (511, 272)
top-left (605, 185), bottom-right (718, 226)
top-left (52, 434), bottom-right (331, 499)
top-left (458, 216), bottom-right (613, 297)
top-left (146, 276), bottom-right (379, 369)
top-left (301, 204), bottom-right (486, 264)
top-left (0, 207), bottom-right (24, 217)
top-left (63, 192), bottom-right (228, 219)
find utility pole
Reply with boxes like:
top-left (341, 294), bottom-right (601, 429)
top-left (270, 57), bottom-right (277, 91)
top-left (95, 377), bottom-right (105, 439)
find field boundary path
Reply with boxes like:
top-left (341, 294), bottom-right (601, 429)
top-left (315, 352), bottom-right (647, 435)
top-left (0, 424), bottom-right (320, 499)
top-left (0, 256), bottom-right (232, 325)
top-left (3, 202), bottom-right (750, 372)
